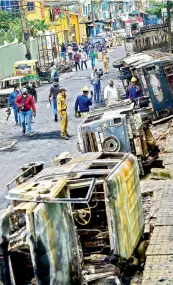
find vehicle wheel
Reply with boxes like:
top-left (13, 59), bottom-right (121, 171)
top-left (112, 60), bottom-right (123, 69)
top-left (103, 136), bottom-right (121, 152)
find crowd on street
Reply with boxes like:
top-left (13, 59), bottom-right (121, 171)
top-left (7, 31), bottom-right (143, 142)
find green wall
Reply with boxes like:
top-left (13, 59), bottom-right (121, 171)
top-left (0, 39), bottom-right (39, 79)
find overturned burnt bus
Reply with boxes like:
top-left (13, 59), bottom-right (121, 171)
top-left (0, 152), bottom-right (144, 285)
top-left (78, 101), bottom-right (159, 175)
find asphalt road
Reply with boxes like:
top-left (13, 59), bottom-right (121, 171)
top-left (0, 46), bottom-right (126, 209)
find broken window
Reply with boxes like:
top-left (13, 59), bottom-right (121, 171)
top-left (10, 250), bottom-right (35, 285)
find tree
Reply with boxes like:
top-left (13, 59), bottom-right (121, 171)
top-left (0, 10), bottom-right (49, 45)
top-left (27, 19), bottom-right (49, 37)
top-left (146, 0), bottom-right (166, 18)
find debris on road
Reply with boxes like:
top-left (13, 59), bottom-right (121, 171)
top-left (0, 139), bottom-right (18, 151)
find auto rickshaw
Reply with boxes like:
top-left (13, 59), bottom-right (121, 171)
top-left (14, 60), bottom-right (40, 87)
top-left (0, 75), bottom-right (28, 108)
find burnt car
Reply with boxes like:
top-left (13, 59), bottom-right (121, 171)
top-left (78, 101), bottom-right (158, 175)
top-left (0, 152), bottom-right (144, 285)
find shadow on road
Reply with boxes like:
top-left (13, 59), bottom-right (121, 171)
top-left (11, 131), bottom-right (62, 140)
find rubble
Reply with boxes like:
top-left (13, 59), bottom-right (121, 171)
top-left (150, 168), bottom-right (172, 180)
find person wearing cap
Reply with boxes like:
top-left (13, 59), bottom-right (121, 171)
top-left (104, 79), bottom-right (118, 105)
top-left (49, 79), bottom-right (59, 122)
top-left (126, 77), bottom-right (143, 101)
top-left (75, 86), bottom-right (93, 118)
top-left (7, 83), bottom-right (21, 125)
top-left (57, 87), bottom-right (69, 140)
top-left (16, 88), bottom-right (36, 136)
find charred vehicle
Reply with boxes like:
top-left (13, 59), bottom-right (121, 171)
top-left (0, 152), bottom-right (144, 285)
top-left (78, 101), bottom-right (158, 175)
top-left (113, 52), bottom-right (173, 121)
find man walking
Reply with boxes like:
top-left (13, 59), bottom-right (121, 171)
top-left (103, 50), bottom-right (109, 74)
top-left (91, 67), bottom-right (100, 102)
top-left (57, 87), bottom-right (69, 140)
top-left (104, 79), bottom-right (118, 105)
top-left (60, 43), bottom-right (66, 60)
top-left (80, 50), bottom-right (88, 70)
top-left (7, 84), bottom-right (20, 125)
top-left (89, 48), bottom-right (97, 70)
top-left (48, 79), bottom-right (59, 122)
top-left (75, 86), bottom-right (93, 118)
top-left (67, 44), bottom-right (73, 61)
top-left (73, 51), bottom-right (81, 71)
top-left (16, 88), bottom-right (36, 136)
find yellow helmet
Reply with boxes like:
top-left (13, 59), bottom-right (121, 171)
top-left (82, 86), bottom-right (89, 92)
top-left (131, 77), bottom-right (137, 83)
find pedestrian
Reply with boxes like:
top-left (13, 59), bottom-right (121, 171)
top-left (97, 43), bottom-right (103, 61)
top-left (126, 77), bottom-right (143, 101)
top-left (52, 42), bottom-right (58, 58)
top-left (104, 79), bottom-right (118, 105)
top-left (60, 43), bottom-right (66, 60)
top-left (108, 35), bottom-right (112, 49)
top-left (15, 88), bottom-right (36, 136)
top-left (91, 67), bottom-right (101, 102)
top-left (89, 48), bottom-right (97, 70)
top-left (103, 50), bottom-right (109, 74)
top-left (112, 32), bottom-right (117, 49)
top-left (73, 51), bottom-right (81, 71)
top-left (26, 82), bottom-right (37, 103)
top-left (84, 42), bottom-right (89, 56)
top-left (50, 64), bottom-right (59, 82)
top-left (48, 79), bottom-right (59, 122)
top-left (72, 42), bottom-right (78, 52)
top-left (57, 87), bottom-right (70, 140)
top-left (75, 86), bottom-right (93, 118)
top-left (80, 50), bottom-right (88, 70)
top-left (67, 44), bottom-right (73, 61)
top-left (7, 83), bottom-right (21, 125)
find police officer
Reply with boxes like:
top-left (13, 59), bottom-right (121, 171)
top-left (57, 87), bottom-right (70, 140)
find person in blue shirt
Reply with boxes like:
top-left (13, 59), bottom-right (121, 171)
top-left (60, 43), bottom-right (66, 60)
top-left (7, 84), bottom-right (21, 125)
top-left (75, 86), bottom-right (93, 118)
top-left (91, 67), bottom-right (101, 102)
top-left (126, 77), bottom-right (143, 101)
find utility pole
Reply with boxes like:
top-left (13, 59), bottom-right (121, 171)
top-left (91, 0), bottom-right (96, 36)
top-left (19, 0), bottom-right (31, 59)
top-left (167, 0), bottom-right (172, 53)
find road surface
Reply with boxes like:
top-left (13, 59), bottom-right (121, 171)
top-left (0, 46), bottom-right (126, 209)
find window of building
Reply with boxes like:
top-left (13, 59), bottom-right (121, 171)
top-left (27, 1), bottom-right (35, 12)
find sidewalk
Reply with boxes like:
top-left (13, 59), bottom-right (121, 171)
top-left (142, 121), bottom-right (173, 285)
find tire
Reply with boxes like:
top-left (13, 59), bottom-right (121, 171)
top-left (103, 136), bottom-right (121, 152)
top-left (112, 60), bottom-right (123, 69)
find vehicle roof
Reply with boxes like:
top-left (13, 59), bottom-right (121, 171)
top-left (0, 88), bottom-right (13, 95)
top-left (1, 76), bottom-right (26, 81)
top-left (14, 60), bottom-right (38, 65)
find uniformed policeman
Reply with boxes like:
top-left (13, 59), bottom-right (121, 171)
top-left (57, 87), bottom-right (69, 140)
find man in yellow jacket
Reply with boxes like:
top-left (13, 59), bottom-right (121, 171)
top-left (57, 87), bottom-right (69, 140)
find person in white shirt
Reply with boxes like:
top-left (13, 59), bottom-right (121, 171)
top-left (80, 50), bottom-right (88, 70)
top-left (104, 79), bottom-right (118, 105)
top-left (67, 44), bottom-right (73, 61)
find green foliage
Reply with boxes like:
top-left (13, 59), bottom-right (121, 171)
top-left (146, 0), bottom-right (166, 18)
top-left (27, 19), bottom-right (49, 36)
top-left (0, 10), bottom-right (49, 45)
